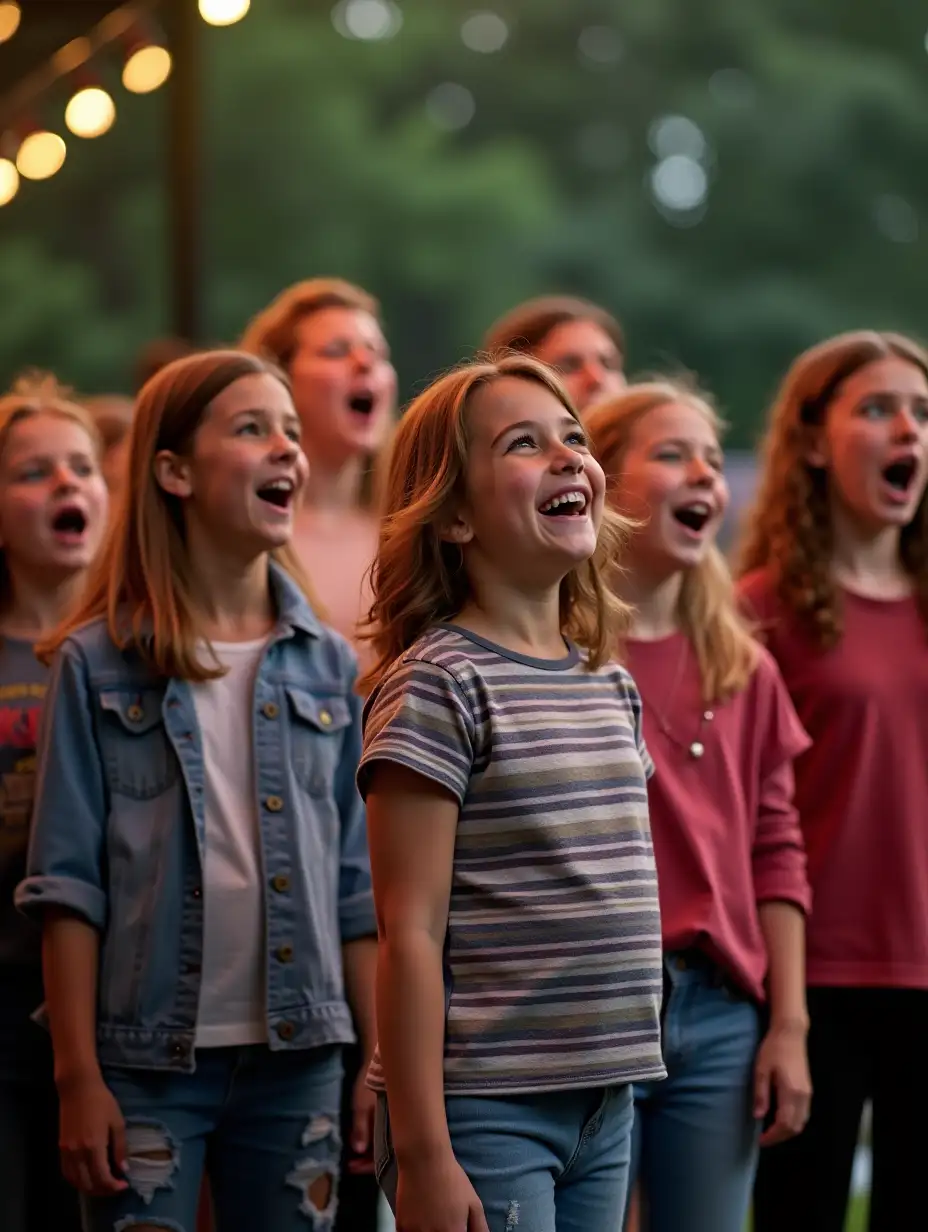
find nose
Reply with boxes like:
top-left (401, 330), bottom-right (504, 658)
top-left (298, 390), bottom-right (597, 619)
top-left (52, 463), bottom-right (78, 492)
top-left (353, 344), bottom-right (374, 373)
top-left (688, 457), bottom-right (715, 486)
top-left (270, 429), bottom-right (299, 460)
top-left (895, 404), bottom-right (921, 440)
top-left (551, 440), bottom-right (584, 473)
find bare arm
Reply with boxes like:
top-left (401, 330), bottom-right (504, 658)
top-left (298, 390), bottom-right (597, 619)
top-left (342, 936), bottom-right (378, 1064)
top-left (755, 901), bottom-right (811, 1145)
top-left (365, 760), bottom-right (459, 1167)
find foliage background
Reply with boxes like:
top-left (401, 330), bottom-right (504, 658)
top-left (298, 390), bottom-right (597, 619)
top-left (2, 0), bottom-right (927, 447)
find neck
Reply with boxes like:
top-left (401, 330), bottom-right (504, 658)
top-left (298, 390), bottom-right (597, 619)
top-left (186, 540), bottom-right (275, 642)
top-left (618, 561), bottom-right (683, 640)
top-left (0, 568), bottom-right (85, 641)
top-left (830, 502), bottom-right (909, 596)
top-left (301, 449), bottom-right (364, 515)
top-left (455, 571), bottom-right (567, 659)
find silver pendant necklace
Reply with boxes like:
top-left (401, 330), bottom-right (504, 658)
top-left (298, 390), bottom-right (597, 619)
top-left (638, 636), bottom-right (714, 760)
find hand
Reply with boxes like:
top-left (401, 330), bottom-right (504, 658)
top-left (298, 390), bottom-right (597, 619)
top-left (754, 1021), bottom-right (812, 1147)
top-left (396, 1152), bottom-right (489, 1232)
top-left (58, 1072), bottom-right (128, 1195)
top-left (347, 1064), bottom-right (377, 1175)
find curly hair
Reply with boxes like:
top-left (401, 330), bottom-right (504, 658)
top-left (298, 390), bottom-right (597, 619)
top-left (586, 378), bottom-right (758, 702)
top-left (357, 353), bottom-right (633, 693)
top-left (737, 330), bottom-right (928, 647)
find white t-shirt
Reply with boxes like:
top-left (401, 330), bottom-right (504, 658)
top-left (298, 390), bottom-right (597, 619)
top-left (191, 638), bottom-right (268, 1047)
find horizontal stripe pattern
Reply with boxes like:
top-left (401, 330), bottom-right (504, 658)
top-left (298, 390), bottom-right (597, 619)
top-left (358, 625), bottom-right (665, 1095)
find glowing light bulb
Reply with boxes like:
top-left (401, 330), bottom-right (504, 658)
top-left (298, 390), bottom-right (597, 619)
top-left (0, 2), bottom-right (22, 44)
top-left (122, 45), bottom-right (172, 94)
top-left (16, 131), bottom-right (67, 181)
top-left (199, 0), bottom-right (250, 26)
top-left (65, 86), bottom-right (116, 139)
top-left (0, 158), bottom-right (19, 205)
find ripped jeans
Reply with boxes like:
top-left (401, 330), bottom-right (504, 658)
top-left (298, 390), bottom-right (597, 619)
top-left (82, 1044), bottom-right (343, 1232)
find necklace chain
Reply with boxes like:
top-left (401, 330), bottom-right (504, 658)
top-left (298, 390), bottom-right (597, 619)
top-left (637, 636), bottom-right (714, 760)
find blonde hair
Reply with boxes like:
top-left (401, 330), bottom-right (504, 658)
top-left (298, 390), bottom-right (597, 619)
top-left (357, 354), bottom-right (632, 694)
top-left (0, 373), bottom-right (102, 613)
top-left (585, 379), bottom-right (758, 702)
top-left (737, 330), bottom-right (928, 647)
top-left (38, 350), bottom-right (316, 680)
top-left (241, 277), bottom-right (391, 510)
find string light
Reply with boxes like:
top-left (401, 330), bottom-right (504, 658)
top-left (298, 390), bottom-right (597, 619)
top-left (65, 86), bottom-right (116, 139)
top-left (16, 131), bottom-right (67, 181)
top-left (0, 158), bottom-right (19, 205)
top-left (198, 0), bottom-right (251, 27)
top-left (0, 2), bottom-right (21, 44)
top-left (122, 43), bottom-right (172, 93)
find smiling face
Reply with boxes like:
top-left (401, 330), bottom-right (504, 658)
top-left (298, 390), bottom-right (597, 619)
top-left (288, 306), bottom-right (396, 467)
top-left (0, 412), bottom-right (108, 584)
top-left (532, 318), bottom-right (625, 412)
top-left (155, 372), bottom-right (309, 564)
top-left (812, 356), bottom-right (928, 533)
top-left (617, 399), bottom-right (729, 579)
top-left (449, 375), bottom-right (605, 589)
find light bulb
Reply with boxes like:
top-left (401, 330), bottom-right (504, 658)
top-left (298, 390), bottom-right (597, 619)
top-left (0, 158), bottom-right (19, 205)
top-left (65, 86), bottom-right (116, 139)
top-left (0, 2), bottom-right (21, 44)
top-left (123, 45), bottom-right (172, 94)
top-left (16, 132), bottom-right (67, 181)
top-left (199, 0), bottom-right (250, 27)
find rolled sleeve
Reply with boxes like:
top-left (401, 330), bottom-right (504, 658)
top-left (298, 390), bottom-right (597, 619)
top-left (15, 640), bottom-right (109, 931)
top-left (335, 669), bottom-right (376, 942)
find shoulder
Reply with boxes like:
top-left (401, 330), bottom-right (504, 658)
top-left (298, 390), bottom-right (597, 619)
top-left (586, 657), bottom-right (643, 704)
top-left (302, 623), bottom-right (360, 691)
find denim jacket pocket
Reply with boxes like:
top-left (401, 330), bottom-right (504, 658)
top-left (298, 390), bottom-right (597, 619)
top-left (98, 689), bottom-right (180, 800)
top-left (285, 688), bottom-right (351, 797)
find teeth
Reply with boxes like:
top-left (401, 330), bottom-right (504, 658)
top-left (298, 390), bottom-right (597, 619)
top-left (264, 478), bottom-right (293, 492)
top-left (539, 491), bottom-right (586, 513)
top-left (680, 502), bottom-right (710, 515)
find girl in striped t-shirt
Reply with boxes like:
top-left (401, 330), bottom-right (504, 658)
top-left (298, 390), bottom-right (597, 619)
top-left (356, 354), bottom-right (665, 1232)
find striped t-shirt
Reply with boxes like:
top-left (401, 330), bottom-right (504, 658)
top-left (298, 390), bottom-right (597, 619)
top-left (357, 624), bottom-right (666, 1096)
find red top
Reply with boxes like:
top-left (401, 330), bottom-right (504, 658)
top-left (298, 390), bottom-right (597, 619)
top-left (739, 569), bottom-right (928, 989)
top-left (627, 633), bottom-right (811, 1002)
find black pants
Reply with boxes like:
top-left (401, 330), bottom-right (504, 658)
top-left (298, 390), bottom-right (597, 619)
top-left (753, 986), bottom-right (928, 1232)
top-left (334, 1042), bottom-right (380, 1232)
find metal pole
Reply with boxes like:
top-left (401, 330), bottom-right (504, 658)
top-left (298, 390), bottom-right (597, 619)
top-left (164, 0), bottom-right (200, 342)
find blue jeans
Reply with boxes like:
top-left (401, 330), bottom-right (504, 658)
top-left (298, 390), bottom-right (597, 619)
top-left (630, 953), bottom-right (761, 1232)
top-left (83, 1044), bottom-right (343, 1232)
top-left (376, 1084), bottom-right (634, 1232)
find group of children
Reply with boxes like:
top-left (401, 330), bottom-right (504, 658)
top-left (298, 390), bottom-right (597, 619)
top-left (0, 281), bottom-right (924, 1232)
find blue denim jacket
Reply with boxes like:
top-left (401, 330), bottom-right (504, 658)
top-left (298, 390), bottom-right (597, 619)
top-left (16, 563), bottom-right (375, 1073)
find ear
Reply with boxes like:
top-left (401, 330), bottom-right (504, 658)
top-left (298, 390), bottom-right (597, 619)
top-left (440, 511), bottom-right (474, 546)
top-left (153, 450), bottom-right (194, 499)
top-left (804, 427), bottom-right (829, 470)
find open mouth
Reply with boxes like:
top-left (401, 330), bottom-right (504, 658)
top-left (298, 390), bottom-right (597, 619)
top-left (52, 506), bottom-right (87, 536)
top-left (673, 502), bottom-right (712, 533)
top-left (256, 477), bottom-right (295, 509)
top-left (538, 490), bottom-right (589, 517)
top-left (882, 457), bottom-right (918, 494)
top-left (348, 392), bottom-right (375, 417)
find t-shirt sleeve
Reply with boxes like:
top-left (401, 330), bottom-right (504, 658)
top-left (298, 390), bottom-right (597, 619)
top-left (751, 649), bottom-right (813, 912)
top-left (357, 658), bottom-right (476, 804)
top-left (620, 670), bottom-right (655, 781)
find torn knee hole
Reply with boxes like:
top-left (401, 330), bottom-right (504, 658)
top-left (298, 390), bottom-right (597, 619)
top-left (122, 1120), bottom-right (179, 1205)
top-left (307, 1171), bottom-right (334, 1211)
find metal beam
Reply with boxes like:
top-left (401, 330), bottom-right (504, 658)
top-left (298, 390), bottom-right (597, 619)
top-left (162, 0), bottom-right (201, 342)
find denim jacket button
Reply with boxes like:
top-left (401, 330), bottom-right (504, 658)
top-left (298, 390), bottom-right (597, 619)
top-left (191, 885), bottom-right (202, 900)
top-left (276, 1020), bottom-right (295, 1041)
top-left (318, 708), bottom-right (333, 727)
top-left (170, 1042), bottom-right (185, 1058)
top-left (276, 944), bottom-right (294, 963)
top-left (265, 795), bottom-right (284, 812)
top-left (262, 701), bottom-right (280, 719)
top-left (126, 703), bottom-right (144, 722)
top-left (271, 873), bottom-right (291, 893)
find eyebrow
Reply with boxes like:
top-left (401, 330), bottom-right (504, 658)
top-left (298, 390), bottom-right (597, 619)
top-left (232, 408), bottom-right (300, 425)
top-left (491, 415), bottom-right (581, 448)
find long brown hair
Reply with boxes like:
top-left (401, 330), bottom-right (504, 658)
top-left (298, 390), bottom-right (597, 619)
top-left (484, 294), bottom-right (624, 360)
top-left (38, 350), bottom-right (316, 680)
top-left (357, 354), bottom-right (633, 694)
top-left (586, 379), bottom-right (758, 702)
top-left (737, 330), bottom-right (928, 647)
top-left (241, 277), bottom-right (392, 510)
top-left (0, 373), bottom-right (102, 614)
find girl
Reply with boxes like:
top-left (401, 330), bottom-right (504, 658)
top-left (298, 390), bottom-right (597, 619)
top-left (242, 277), bottom-right (396, 1229)
top-left (738, 330), bottom-right (928, 1232)
top-left (585, 382), bottom-right (812, 1232)
top-left (484, 294), bottom-right (626, 412)
top-left (16, 350), bottom-right (377, 1232)
top-left (357, 354), bottom-right (666, 1232)
top-left (0, 374), bottom-right (108, 1232)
